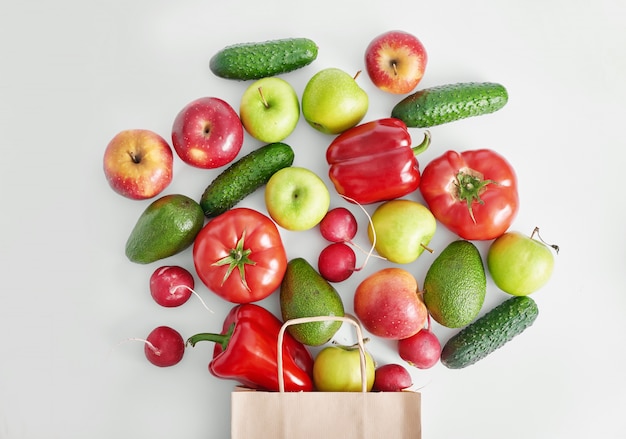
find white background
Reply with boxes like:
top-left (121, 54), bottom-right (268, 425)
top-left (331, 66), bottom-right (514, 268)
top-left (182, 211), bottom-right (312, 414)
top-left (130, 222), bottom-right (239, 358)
top-left (1, 1), bottom-right (625, 438)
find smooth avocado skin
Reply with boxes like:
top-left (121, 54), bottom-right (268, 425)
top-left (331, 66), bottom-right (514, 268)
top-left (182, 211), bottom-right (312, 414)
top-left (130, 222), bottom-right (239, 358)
top-left (423, 240), bottom-right (486, 328)
top-left (280, 258), bottom-right (345, 346)
top-left (125, 194), bottom-right (205, 264)
top-left (210, 38), bottom-right (318, 80)
top-left (199, 142), bottom-right (294, 218)
top-left (441, 296), bottom-right (539, 369)
top-left (391, 82), bottom-right (508, 128)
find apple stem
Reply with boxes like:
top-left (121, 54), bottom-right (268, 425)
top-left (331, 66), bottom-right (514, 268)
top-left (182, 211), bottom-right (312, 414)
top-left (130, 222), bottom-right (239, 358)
top-left (392, 61), bottom-right (399, 77)
top-left (170, 285), bottom-right (214, 313)
top-left (420, 243), bottom-right (434, 254)
top-left (530, 226), bottom-right (560, 254)
top-left (353, 70), bottom-right (362, 81)
top-left (412, 130), bottom-right (431, 156)
top-left (257, 87), bottom-right (269, 108)
top-left (127, 151), bottom-right (141, 164)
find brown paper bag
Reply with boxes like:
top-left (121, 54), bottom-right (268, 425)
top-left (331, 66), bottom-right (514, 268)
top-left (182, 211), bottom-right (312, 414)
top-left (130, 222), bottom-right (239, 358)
top-left (231, 315), bottom-right (421, 439)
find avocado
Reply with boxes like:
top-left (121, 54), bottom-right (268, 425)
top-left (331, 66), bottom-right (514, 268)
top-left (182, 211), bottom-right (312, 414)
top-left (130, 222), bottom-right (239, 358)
top-left (280, 258), bottom-right (345, 346)
top-left (125, 194), bottom-right (205, 264)
top-left (423, 240), bottom-right (486, 328)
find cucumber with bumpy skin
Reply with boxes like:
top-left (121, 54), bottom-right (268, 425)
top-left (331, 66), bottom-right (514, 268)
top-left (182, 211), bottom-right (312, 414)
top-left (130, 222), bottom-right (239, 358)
top-left (440, 295), bottom-right (538, 369)
top-left (210, 38), bottom-right (318, 80)
top-left (200, 142), bottom-right (294, 218)
top-left (391, 82), bottom-right (508, 127)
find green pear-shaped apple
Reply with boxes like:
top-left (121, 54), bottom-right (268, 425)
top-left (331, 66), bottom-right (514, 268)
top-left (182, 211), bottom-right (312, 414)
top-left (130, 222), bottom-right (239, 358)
top-left (301, 68), bottom-right (368, 135)
top-left (487, 227), bottom-right (558, 296)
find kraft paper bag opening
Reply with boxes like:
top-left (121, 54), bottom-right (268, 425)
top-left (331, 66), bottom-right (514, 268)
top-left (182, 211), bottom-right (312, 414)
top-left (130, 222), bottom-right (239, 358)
top-left (230, 315), bottom-right (422, 439)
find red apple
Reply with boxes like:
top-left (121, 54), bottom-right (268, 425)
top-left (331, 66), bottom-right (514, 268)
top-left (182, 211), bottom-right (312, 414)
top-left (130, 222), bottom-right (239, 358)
top-left (171, 97), bottom-right (244, 169)
top-left (103, 129), bottom-right (173, 200)
top-left (364, 30), bottom-right (427, 94)
top-left (353, 267), bottom-right (428, 340)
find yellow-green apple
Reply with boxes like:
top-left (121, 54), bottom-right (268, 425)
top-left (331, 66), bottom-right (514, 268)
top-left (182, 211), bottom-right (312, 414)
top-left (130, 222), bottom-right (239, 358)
top-left (171, 97), bottom-right (243, 169)
top-left (103, 129), bottom-right (173, 200)
top-left (264, 167), bottom-right (330, 231)
top-left (239, 77), bottom-right (300, 143)
top-left (301, 68), bottom-right (368, 134)
top-left (487, 227), bottom-right (557, 296)
top-left (364, 30), bottom-right (428, 94)
top-left (354, 267), bottom-right (428, 340)
top-left (367, 199), bottom-right (436, 264)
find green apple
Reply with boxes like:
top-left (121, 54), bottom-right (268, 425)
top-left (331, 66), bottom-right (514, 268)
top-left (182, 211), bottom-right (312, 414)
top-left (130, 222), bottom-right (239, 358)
top-left (487, 228), bottom-right (557, 296)
top-left (367, 199), bottom-right (436, 264)
top-left (301, 68), bottom-right (368, 134)
top-left (264, 167), bottom-right (330, 231)
top-left (239, 77), bottom-right (300, 143)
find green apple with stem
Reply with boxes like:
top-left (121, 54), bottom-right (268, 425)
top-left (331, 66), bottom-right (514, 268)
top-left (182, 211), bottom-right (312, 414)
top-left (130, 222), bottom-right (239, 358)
top-left (265, 167), bottom-right (330, 231)
top-left (239, 77), bottom-right (300, 143)
top-left (487, 227), bottom-right (558, 296)
top-left (367, 199), bottom-right (436, 264)
top-left (301, 68), bottom-right (368, 135)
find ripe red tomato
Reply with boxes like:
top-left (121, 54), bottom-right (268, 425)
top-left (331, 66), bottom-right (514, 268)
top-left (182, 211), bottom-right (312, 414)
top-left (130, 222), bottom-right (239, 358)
top-left (419, 149), bottom-right (518, 240)
top-left (193, 208), bottom-right (287, 303)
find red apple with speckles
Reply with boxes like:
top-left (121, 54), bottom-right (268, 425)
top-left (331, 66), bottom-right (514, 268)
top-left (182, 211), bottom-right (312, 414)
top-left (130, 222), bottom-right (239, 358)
top-left (171, 96), bottom-right (244, 169)
top-left (364, 30), bottom-right (428, 94)
top-left (103, 129), bottom-right (173, 200)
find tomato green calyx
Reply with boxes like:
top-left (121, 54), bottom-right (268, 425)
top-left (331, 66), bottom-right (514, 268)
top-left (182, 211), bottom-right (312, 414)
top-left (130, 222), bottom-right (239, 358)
top-left (212, 229), bottom-right (256, 291)
top-left (186, 322), bottom-right (235, 351)
top-left (454, 171), bottom-right (495, 224)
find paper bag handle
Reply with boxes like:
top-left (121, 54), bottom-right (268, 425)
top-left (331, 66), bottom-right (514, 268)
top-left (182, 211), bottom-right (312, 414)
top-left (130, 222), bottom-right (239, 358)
top-left (277, 315), bottom-right (368, 393)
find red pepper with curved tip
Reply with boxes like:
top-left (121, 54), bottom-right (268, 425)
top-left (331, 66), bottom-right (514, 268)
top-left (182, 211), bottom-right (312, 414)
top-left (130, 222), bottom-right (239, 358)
top-left (326, 118), bottom-right (430, 205)
top-left (186, 303), bottom-right (314, 392)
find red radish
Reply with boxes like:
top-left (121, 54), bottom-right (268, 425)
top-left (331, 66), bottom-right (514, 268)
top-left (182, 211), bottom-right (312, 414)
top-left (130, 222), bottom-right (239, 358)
top-left (372, 363), bottom-right (413, 391)
top-left (318, 242), bottom-right (357, 282)
top-left (398, 326), bottom-right (441, 369)
top-left (150, 265), bottom-right (194, 307)
top-left (319, 207), bottom-right (358, 243)
top-left (143, 326), bottom-right (185, 367)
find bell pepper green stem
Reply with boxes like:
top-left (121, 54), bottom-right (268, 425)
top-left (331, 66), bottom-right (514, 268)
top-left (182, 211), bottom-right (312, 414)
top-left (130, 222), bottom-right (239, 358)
top-left (412, 130), bottom-right (431, 156)
top-left (186, 323), bottom-right (235, 351)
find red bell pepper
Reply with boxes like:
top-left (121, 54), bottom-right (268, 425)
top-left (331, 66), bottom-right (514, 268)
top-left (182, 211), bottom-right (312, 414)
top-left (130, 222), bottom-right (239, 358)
top-left (186, 303), bottom-right (314, 392)
top-left (326, 118), bottom-right (430, 205)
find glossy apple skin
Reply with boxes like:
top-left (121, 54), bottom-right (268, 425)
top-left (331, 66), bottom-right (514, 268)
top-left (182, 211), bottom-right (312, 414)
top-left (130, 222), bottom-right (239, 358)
top-left (103, 129), bottom-right (173, 200)
top-left (264, 166), bottom-right (330, 231)
top-left (487, 231), bottom-right (555, 296)
top-left (354, 267), bottom-right (428, 340)
top-left (171, 97), bottom-right (243, 169)
top-left (365, 30), bottom-right (427, 94)
top-left (239, 77), bottom-right (300, 143)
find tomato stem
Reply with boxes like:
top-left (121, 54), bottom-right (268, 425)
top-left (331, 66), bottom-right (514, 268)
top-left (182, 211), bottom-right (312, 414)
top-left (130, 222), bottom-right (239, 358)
top-left (454, 171), bottom-right (495, 223)
top-left (212, 229), bottom-right (256, 292)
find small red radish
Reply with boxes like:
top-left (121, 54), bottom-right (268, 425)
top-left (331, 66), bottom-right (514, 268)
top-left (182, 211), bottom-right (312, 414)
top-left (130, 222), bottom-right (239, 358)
top-left (150, 265), bottom-right (194, 307)
top-left (398, 326), bottom-right (441, 369)
top-left (143, 326), bottom-right (185, 367)
top-left (372, 363), bottom-right (413, 392)
top-left (318, 242), bottom-right (357, 282)
top-left (319, 207), bottom-right (358, 243)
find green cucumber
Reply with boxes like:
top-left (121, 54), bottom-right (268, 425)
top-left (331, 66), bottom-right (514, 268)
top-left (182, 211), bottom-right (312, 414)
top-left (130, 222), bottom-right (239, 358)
top-left (391, 82), bottom-right (508, 127)
top-left (210, 38), bottom-right (318, 80)
top-left (199, 142), bottom-right (294, 218)
top-left (440, 296), bottom-right (538, 369)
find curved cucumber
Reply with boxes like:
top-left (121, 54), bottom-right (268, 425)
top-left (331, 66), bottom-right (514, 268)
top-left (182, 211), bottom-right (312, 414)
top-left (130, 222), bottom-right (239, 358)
top-left (210, 38), bottom-right (318, 80)
top-left (440, 296), bottom-right (538, 369)
top-left (391, 82), bottom-right (508, 127)
top-left (199, 142), bottom-right (294, 218)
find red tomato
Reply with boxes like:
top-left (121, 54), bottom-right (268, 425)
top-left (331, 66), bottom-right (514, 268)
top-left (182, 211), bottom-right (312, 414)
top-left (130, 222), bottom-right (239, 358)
top-left (419, 149), bottom-right (518, 240)
top-left (193, 208), bottom-right (287, 303)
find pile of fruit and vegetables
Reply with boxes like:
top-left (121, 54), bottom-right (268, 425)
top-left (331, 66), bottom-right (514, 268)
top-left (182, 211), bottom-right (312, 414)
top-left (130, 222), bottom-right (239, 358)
top-left (103, 30), bottom-right (558, 393)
